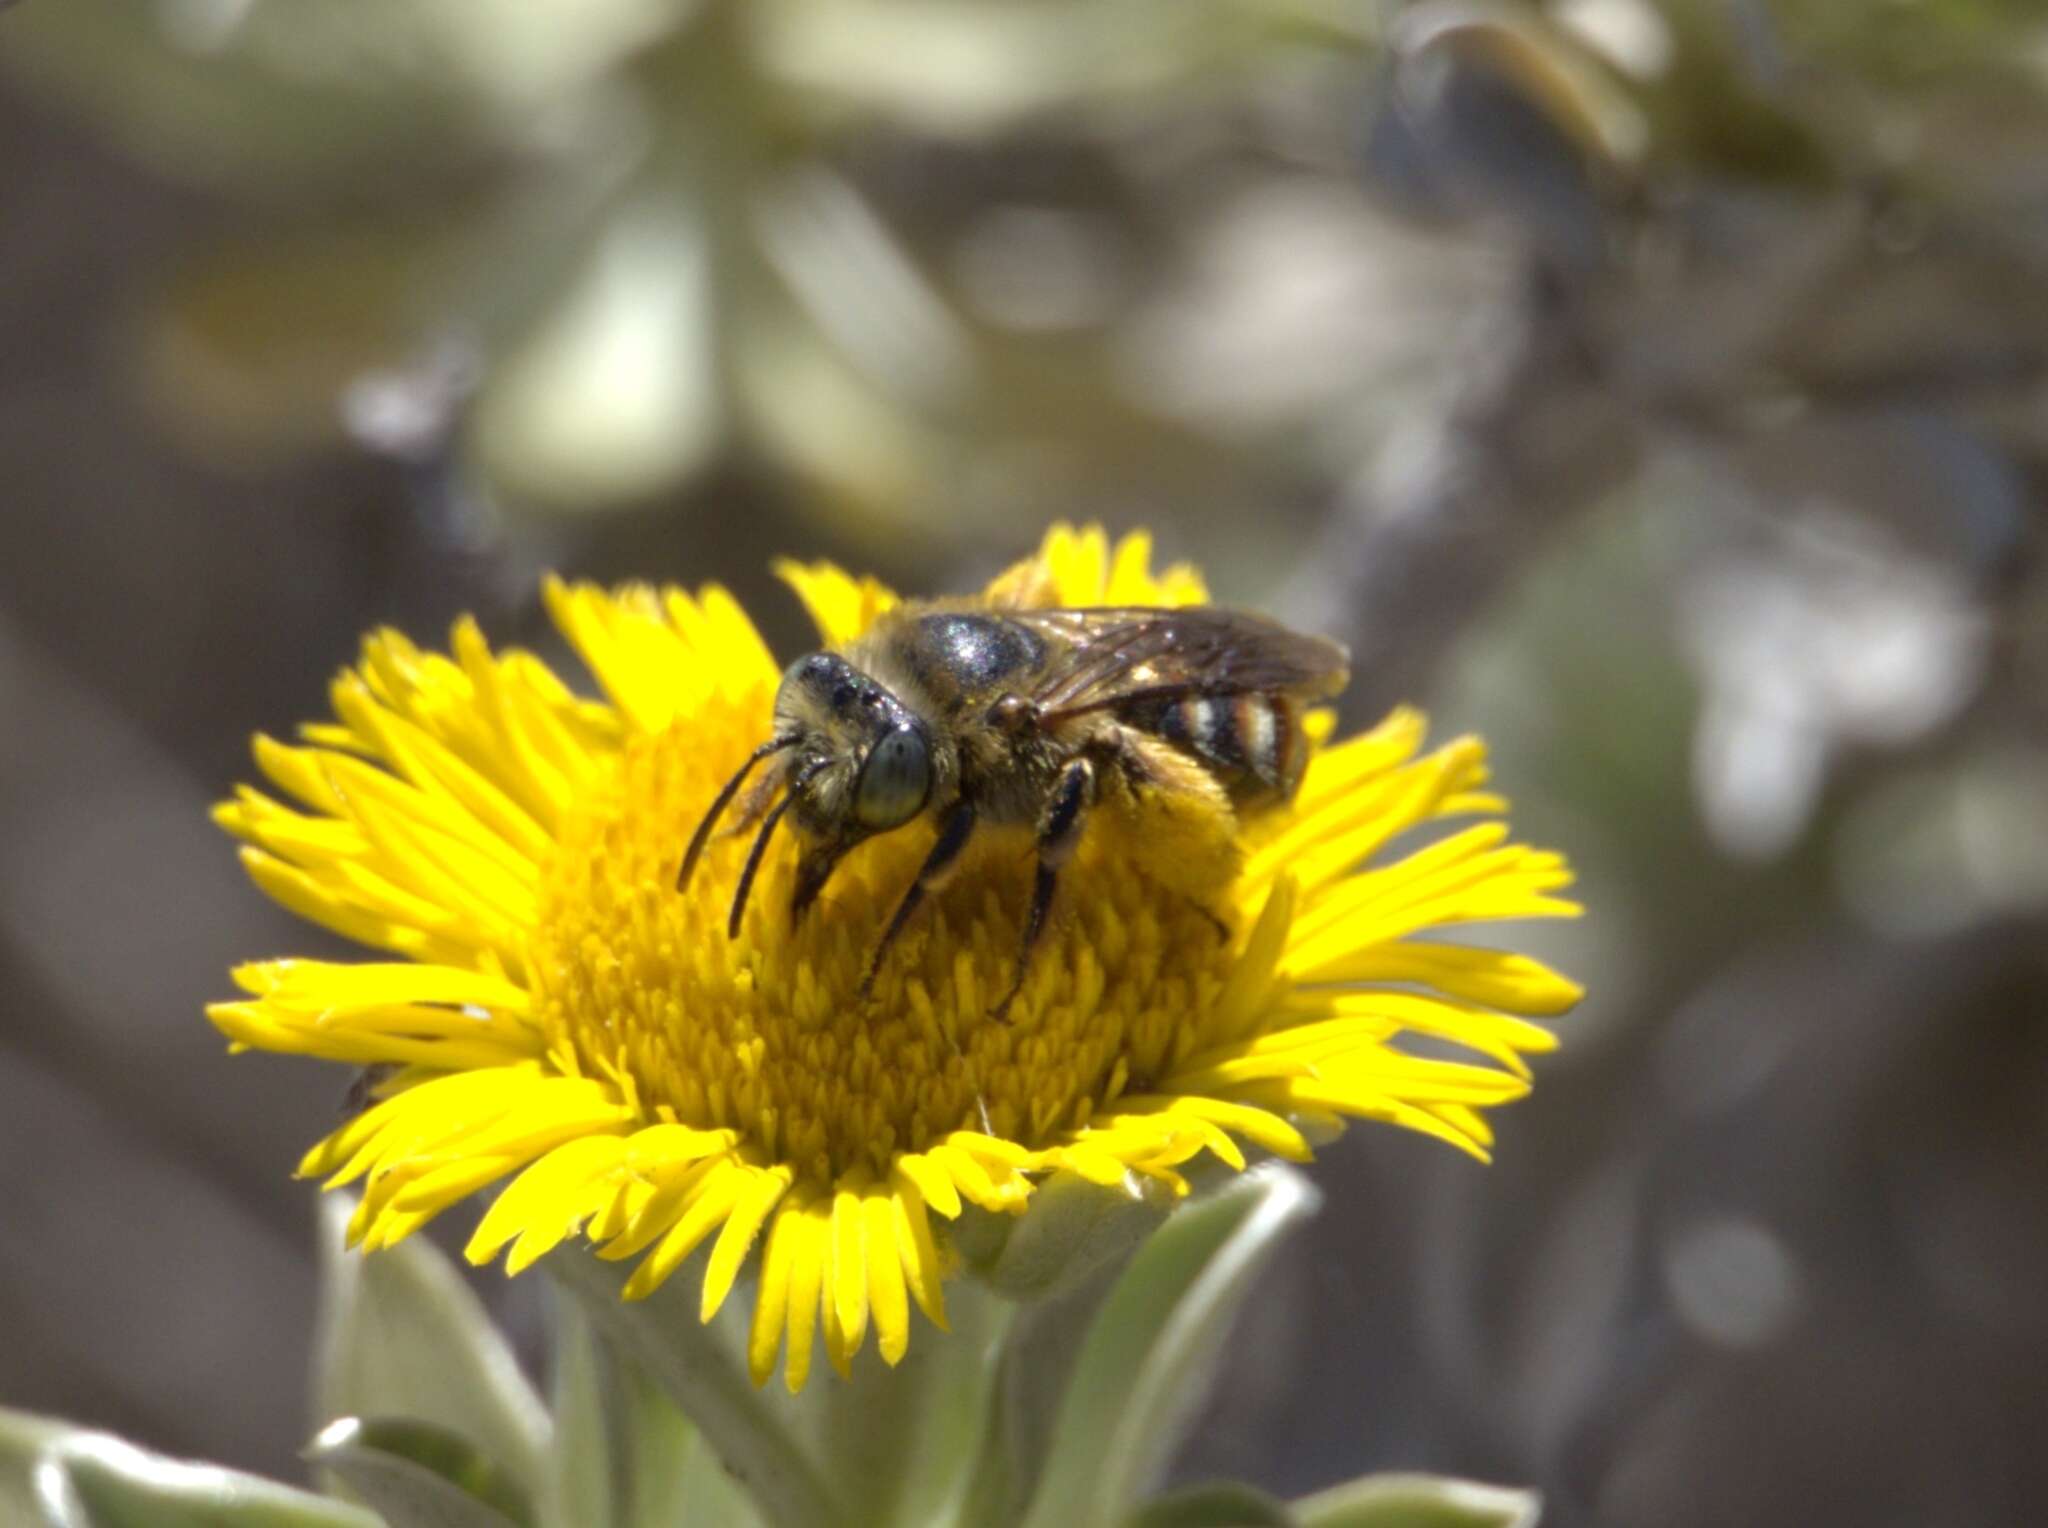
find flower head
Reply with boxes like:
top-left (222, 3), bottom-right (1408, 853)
top-left (212, 526), bottom-right (1579, 1389)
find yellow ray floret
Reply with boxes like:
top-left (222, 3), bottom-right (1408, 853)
top-left (211, 523), bottom-right (1580, 1389)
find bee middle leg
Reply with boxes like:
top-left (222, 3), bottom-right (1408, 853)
top-left (993, 756), bottom-right (1095, 1020)
top-left (858, 803), bottom-right (979, 998)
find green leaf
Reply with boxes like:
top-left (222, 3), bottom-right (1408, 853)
top-left (306, 1418), bottom-right (527, 1528)
top-left (0, 1411), bottom-right (70, 1526)
top-left (545, 1247), bottom-right (844, 1528)
top-left (946, 1167), bottom-right (1207, 1526)
top-left (1294, 1474), bottom-right (1541, 1528)
top-left (0, 1408), bottom-right (380, 1528)
top-left (950, 1252), bottom-right (1131, 1528)
top-left (545, 1294), bottom-right (763, 1528)
top-left (471, 192), bottom-right (724, 510)
top-left (314, 1197), bottom-right (550, 1503)
top-left (962, 1170), bottom-right (1176, 1302)
top-left (548, 1239), bottom-right (1017, 1528)
top-left (544, 1299), bottom-right (624, 1528)
top-left (546, 1168), bottom-right (1322, 1528)
top-left (754, 0), bottom-right (1326, 132)
top-left (1018, 1165), bottom-right (1321, 1528)
top-left (777, 1275), bottom-right (1014, 1528)
top-left (1129, 1481), bottom-right (1299, 1527)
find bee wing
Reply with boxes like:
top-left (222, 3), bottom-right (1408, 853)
top-left (1006, 607), bottom-right (1350, 720)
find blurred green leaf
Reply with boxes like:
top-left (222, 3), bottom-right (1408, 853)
top-left (1018, 1165), bottom-right (1321, 1528)
top-left (1294, 1474), bottom-right (1540, 1528)
top-left (306, 1417), bottom-right (528, 1528)
top-left (1740, 0), bottom-right (2047, 86)
top-left (960, 1168), bottom-right (1175, 1302)
top-left (777, 1272), bottom-right (1014, 1528)
top-left (546, 1247), bottom-right (843, 1528)
top-left (535, 1161), bottom-right (1504, 1528)
top-left (949, 1255), bottom-right (1119, 1528)
top-left (546, 1294), bottom-right (763, 1528)
top-left (0, 1411), bottom-right (67, 1526)
top-left (0, 0), bottom-right (688, 193)
top-left (314, 1197), bottom-right (550, 1503)
top-left (550, 1235), bottom-right (1023, 1528)
top-left (471, 192), bottom-right (724, 508)
top-left (754, 0), bottom-right (1353, 131)
top-left (0, 1408), bottom-right (380, 1528)
top-left (1129, 1481), bottom-right (1299, 1528)
top-left (544, 1297), bottom-right (624, 1528)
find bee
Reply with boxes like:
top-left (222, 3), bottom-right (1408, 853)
top-left (677, 584), bottom-right (1349, 1016)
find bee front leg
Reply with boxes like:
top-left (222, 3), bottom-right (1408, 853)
top-left (993, 756), bottom-right (1095, 1021)
top-left (858, 804), bottom-right (978, 999)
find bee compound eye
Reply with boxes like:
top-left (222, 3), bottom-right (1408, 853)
top-left (855, 726), bottom-right (931, 829)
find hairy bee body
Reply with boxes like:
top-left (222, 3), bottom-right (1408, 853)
top-left (844, 605), bottom-right (1312, 826)
top-left (679, 591), bottom-right (1349, 1014)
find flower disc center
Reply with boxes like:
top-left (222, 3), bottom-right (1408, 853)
top-left (530, 709), bottom-right (1240, 1184)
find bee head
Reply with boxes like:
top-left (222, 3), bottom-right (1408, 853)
top-left (769, 653), bottom-right (933, 841)
top-left (677, 651), bottom-right (936, 937)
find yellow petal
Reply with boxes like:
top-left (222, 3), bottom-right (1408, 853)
top-left (894, 1152), bottom-right (962, 1220)
top-left (622, 1161), bottom-right (746, 1300)
top-left (862, 1192), bottom-right (911, 1365)
top-left (828, 1182), bottom-right (871, 1371)
top-left (502, 1139), bottom-right (632, 1274)
top-left (748, 1192), bottom-right (808, 1387)
top-left (784, 1199), bottom-right (829, 1392)
top-left (888, 1169), bottom-right (948, 1331)
top-left (702, 1166), bottom-right (793, 1322)
top-left (772, 560), bottom-right (900, 647)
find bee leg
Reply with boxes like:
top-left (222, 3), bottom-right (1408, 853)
top-left (858, 803), bottom-right (979, 999)
top-left (993, 757), bottom-right (1095, 1021)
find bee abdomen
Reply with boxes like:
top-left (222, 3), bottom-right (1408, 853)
top-left (1135, 691), bottom-right (1307, 805)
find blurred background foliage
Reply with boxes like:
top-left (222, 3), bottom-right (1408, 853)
top-left (3, 1), bottom-right (2047, 1524)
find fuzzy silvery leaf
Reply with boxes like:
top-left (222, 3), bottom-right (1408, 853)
top-left (546, 1294), bottom-right (762, 1528)
top-left (306, 1417), bottom-right (530, 1528)
top-left (546, 1247), bottom-right (842, 1528)
top-left (1017, 1165), bottom-right (1321, 1528)
top-left (1295, 1474), bottom-right (1541, 1528)
top-left (551, 1236), bottom-right (1021, 1528)
top-left (958, 1168), bottom-right (1176, 1301)
top-left (0, 1408), bottom-right (378, 1528)
top-left (315, 1196), bottom-right (550, 1503)
top-left (549, 1165), bottom-right (1327, 1528)
top-left (1127, 1481), bottom-right (1298, 1527)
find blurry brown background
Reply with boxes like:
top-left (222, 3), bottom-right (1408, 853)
top-left (4, 2), bottom-right (2048, 1524)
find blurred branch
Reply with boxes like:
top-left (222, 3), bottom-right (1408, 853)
top-left (1287, 269), bottom-right (1637, 716)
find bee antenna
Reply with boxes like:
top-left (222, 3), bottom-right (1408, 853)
top-left (726, 758), bottom-right (826, 939)
top-left (677, 735), bottom-right (795, 893)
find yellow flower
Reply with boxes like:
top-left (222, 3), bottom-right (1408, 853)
top-left (211, 525), bottom-right (1579, 1391)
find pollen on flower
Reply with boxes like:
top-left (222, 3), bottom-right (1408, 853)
top-left (209, 523), bottom-right (1582, 1390)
